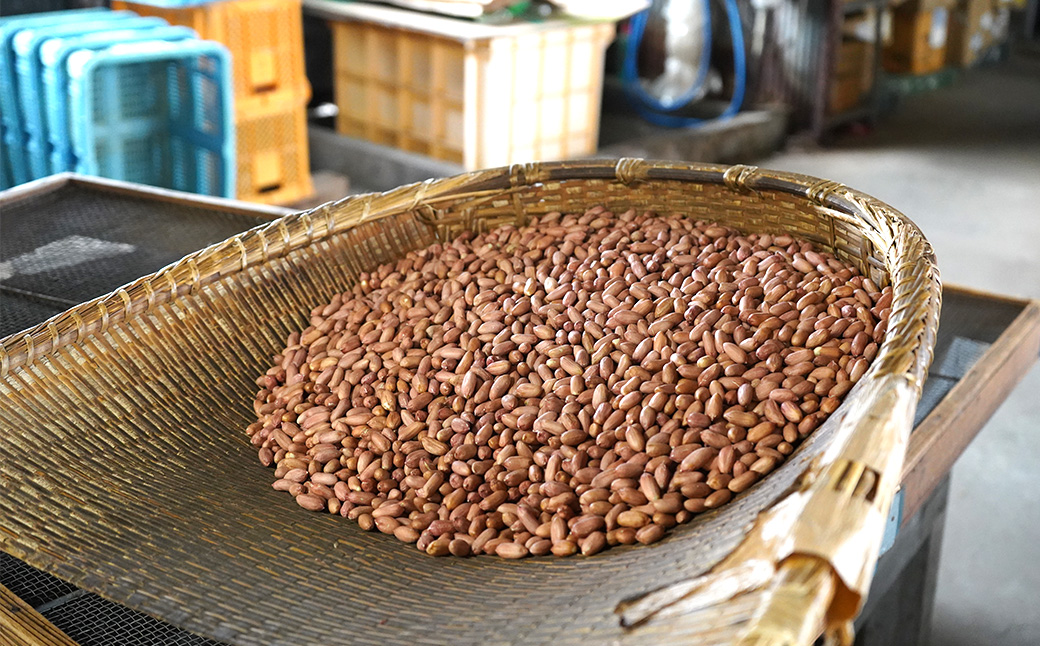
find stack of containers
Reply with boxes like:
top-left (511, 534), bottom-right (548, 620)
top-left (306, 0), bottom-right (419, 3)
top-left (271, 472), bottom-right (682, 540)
top-left (1, 8), bottom-right (111, 188)
top-left (15, 11), bottom-right (168, 180)
top-left (113, 0), bottom-right (314, 205)
top-left (322, 3), bottom-right (616, 171)
top-left (0, 8), bottom-right (235, 196)
top-left (41, 24), bottom-right (199, 176)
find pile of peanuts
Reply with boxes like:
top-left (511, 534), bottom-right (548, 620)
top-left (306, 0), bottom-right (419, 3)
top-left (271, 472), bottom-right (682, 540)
top-left (247, 207), bottom-right (889, 558)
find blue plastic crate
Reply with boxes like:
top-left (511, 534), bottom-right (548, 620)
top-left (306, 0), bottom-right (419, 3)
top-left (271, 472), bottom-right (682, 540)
top-left (14, 13), bottom-right (162, 180)
top-left (66, 39), bottom-right (235, 197)
top-left (41, 25), bottom-right (198, 176)
top-left (0, 7), bottom-right (111, 187)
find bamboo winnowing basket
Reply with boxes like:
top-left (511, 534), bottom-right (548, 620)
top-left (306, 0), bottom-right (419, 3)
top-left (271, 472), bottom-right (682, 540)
top-left (0, 160), bottom-right (940, 646)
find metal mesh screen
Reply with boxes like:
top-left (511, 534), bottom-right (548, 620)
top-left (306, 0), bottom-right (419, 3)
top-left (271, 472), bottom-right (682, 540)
top-left (913, 337), bottom-right (991, 426)
top-left (0, 183), bottom-right (270, 337)
top-left (1, 179), bottom-right (268, 644)
top-left (0, 551), bottom-right (78, 609)
top-left (0, 290), bottom-right (69, 339)
top-left (42, 593), bottom-right (224, 646)
top-left (1, 553), bottom-right (228, 645)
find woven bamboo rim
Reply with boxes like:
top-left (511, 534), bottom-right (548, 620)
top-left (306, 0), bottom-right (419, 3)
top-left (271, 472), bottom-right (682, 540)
top-left (0, 160), bottom-right (940, 645)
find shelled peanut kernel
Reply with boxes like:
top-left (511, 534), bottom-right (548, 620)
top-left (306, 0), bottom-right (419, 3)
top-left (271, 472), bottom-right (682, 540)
top-left (247, 206), bottom-right (887, 557)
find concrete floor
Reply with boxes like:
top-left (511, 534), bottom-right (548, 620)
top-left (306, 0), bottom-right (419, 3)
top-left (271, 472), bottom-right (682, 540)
top-left (759, 53), bottom-right (1040, 645)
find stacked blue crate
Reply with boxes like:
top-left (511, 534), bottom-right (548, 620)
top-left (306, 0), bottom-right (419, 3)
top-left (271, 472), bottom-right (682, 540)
top-left (42, 25), bottom-right (199, 175)
top-left (0, 8), bottom-right (234, 197)
top-left (14, 14), bottom-right (167, 180)
top-left (0, 8), bottom-right (109, 188)
top-left (66, 40), bottom-right (235, 197)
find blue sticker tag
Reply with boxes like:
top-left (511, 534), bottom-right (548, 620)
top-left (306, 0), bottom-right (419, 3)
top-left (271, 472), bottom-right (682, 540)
top-left (879, 488), bottom-right (904, 555)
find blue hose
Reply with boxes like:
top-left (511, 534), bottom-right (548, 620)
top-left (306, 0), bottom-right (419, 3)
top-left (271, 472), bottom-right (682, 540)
top-left (622, 0), bottom-right (747, 127)
top-left (622, 0), bottom-right (713, 112)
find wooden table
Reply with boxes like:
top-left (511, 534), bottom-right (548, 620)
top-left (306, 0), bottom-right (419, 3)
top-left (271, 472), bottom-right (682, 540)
top-left (855, 288), bottom-right (1040, 645)
top-left (1, 176), bottom-right (1038, 645)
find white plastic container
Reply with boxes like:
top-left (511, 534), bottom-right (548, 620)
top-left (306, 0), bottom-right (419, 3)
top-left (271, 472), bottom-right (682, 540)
top-left (315, 0), bottom-right (616, 169)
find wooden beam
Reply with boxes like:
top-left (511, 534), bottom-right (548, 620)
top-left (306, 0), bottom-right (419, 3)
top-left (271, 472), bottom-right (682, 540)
top-left (0, 583), bottom-right (79, 646)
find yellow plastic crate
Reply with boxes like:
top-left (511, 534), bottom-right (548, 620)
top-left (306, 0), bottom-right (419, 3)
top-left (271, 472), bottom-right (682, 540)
top-left (114, 0), bottom-right (310, 110)
top-left (327, 3), bottom-right (615, 169)
top-left (235, 99), bottom-right (313, 205)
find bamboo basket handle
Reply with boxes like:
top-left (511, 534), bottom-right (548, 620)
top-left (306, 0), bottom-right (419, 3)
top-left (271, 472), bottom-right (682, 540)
top-left (736, 556), bottom-right (853, 646)
top-left (731, 376), bottom-right (925, 646)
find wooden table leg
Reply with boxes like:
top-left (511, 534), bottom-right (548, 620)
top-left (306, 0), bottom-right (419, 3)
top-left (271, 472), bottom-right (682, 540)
top-left (852, 476), bottom-right (950, 645)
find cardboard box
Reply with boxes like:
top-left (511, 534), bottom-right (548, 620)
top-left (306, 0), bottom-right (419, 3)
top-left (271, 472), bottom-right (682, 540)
top-left (830, 39), bottom-right (875, 114)
top-left (884, 5), bottom-right (950, 74)
top-left (946, 0), bottom-right (990, 66)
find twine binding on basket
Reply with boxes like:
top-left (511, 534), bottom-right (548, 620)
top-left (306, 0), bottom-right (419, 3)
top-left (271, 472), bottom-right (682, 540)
top-left (723, 164), bottom-right (760, 194)
top-left (614, 157), bottom-right (646, 186)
